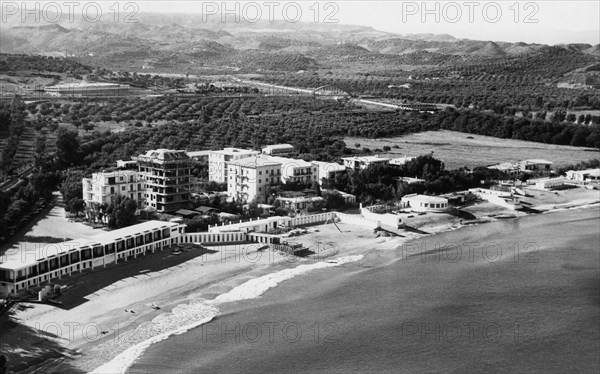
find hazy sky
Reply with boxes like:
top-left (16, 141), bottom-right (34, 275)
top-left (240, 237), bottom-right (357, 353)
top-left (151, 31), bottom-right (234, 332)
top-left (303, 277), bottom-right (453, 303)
top-left (13, 1), bottom-right (600, 44)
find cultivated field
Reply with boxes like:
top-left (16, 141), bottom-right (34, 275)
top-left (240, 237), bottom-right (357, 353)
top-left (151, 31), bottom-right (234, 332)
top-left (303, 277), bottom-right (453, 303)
top-left (345, 130), bottom-right (599, 169)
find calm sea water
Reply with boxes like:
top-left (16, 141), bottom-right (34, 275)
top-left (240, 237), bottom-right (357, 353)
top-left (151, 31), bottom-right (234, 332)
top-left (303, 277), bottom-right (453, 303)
top-left (129, 208), bottom-right (600, 374)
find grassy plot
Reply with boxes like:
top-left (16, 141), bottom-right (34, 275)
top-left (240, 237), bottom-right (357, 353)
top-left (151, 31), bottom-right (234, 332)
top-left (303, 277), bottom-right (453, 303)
top-left (345, 130), bottom-right (598, 169)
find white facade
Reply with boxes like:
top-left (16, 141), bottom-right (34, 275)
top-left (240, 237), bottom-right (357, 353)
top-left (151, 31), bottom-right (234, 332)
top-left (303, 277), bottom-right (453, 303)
top-left (277, 196), bottom-right (324, 211)
top-left (489, 159), bottom-right (554, 176)
top-left (400, 194), bottom-right (448, 212)
top-left (389, 156), bottom-right (415, 166)
top-left (82, 170), bottom-right (145, 208)
top-left (342, 155), bottom-right (390, 170)
top-left (226, 157), bottom-right (282, 203)
top-left (566, 169), bottom-right (600, 183)
top-left (266, 155), bottom-right (317, 185)
top-left (208, 148), bottom-right (260, 183)
top-left (313, 161), bottom-right (346, 188)
top-left (0, 221), bottom-right (184, 296)
top-left (533, 177), bottom-right (565, 190)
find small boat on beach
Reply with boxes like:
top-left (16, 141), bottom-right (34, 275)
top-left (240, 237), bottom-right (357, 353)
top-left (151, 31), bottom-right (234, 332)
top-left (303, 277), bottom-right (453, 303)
top-left (148, 303), bottom-right (161, 310)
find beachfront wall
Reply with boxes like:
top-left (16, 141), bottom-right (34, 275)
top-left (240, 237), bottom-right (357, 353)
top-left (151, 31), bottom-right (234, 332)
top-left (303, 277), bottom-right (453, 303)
top-left (288, 212), bottom-right (337, 227)
top-left (183, 232), bottom-right (247, 245)
top-left (208, 217), bottom-right (290, 234)
top-left (335, 212), bottom-right (381, 229)
top-left (0, 222), bottom-right (185, 296)
top-left (360, 208), bottom-right (401, 228)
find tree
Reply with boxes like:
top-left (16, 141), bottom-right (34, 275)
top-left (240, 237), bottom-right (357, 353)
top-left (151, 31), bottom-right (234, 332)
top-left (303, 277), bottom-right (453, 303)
top-left (311, 181), bottom-right (322, 196)
top-left (60, 171), bottom-right (85, 209)
top-left (55, 127), bottom-right (81, 169)
top-left (106, 195), bottom-right (137, 229)
top-left (67, 198), bottom-right (85, 217)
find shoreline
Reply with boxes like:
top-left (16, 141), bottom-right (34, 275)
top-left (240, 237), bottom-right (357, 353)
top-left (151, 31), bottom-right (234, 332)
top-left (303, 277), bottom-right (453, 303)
top-left (2, 195), bottom-right (598, 373)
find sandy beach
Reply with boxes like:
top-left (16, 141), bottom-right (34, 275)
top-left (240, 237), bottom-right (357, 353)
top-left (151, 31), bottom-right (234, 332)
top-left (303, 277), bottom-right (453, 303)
top-left (1, 187), bottom-right (598, 373)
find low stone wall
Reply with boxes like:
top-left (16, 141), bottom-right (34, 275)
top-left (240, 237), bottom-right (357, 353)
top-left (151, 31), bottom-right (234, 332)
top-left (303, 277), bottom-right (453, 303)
top-left (335, 212), bottom-right (380, 229)
top-left (289, 212), bottom-right (336, 227)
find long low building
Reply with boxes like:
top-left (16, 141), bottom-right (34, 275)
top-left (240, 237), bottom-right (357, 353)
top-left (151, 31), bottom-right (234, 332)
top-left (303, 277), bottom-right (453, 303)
top-left (0, 221), bottom-right (185, 295)
top-left (44, 82), bottom-right (130, 97)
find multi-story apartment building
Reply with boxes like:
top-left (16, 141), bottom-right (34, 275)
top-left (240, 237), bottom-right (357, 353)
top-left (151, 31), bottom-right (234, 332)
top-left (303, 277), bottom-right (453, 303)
top-left (265, 155), bottom-right (317, 185)
top-left (261, 144), bottom-right (296, 157)
top-left (226, 157), bottom-right (282, 203)
top-left (82, 170), bottom-right (145, 208)
top-left (134, 149), bottom-right (193, 212)
top-left (208, 148), bottom-right (260, 183)
top-left (313, 161), bottom-right (347, 188)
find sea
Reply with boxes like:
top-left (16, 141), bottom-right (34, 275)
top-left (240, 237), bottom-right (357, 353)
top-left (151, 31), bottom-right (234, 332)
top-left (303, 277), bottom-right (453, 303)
top-left (95, 207), bottom-right (599, 374)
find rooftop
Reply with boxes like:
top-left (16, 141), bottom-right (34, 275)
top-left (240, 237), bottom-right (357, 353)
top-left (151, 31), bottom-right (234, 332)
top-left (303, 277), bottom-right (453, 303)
top-left (45, 82), bottom-right (126, 89)
top-left (186, 150), bottom-right (212, 158)
top-left (342, 155), bottom-right (391, 163)
top-left (0, 221), bottom-right (180, 270)
top-left (139, 149), bottom-right (190, 161)
top-left (264, 155), bottom-right (312, 168)
top-left (389, 156), bottom-right (415, 165)
top-left (226, 156), bottom-right (282, 168)
top-left (521, 159), bottom-right (553, 165)
top-left (262, 144), bottom-right (295, 150)
top-left (403, 194), bottom-right (448, 204)
top-left (568, 168), bottom-right (600, 176)
top-left (313, 161), bottom-right (347, 171)
top-left (277, 196), bottom-right (324, 203)
top-left (90, 169), bottom-right (139, 178)
top-left (211, 148), bottom-right (258, 156)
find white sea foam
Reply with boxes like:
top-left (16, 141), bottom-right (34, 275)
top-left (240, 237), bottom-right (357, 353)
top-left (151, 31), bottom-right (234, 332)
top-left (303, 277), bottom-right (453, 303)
top-left (90, 255), bottom-right (364, 374)
top-left (211, 255), bottom-right (364, 304)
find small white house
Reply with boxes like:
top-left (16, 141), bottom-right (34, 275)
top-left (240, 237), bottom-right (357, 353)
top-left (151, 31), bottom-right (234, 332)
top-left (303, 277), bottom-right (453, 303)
top-left (566, 169), bottom-right (600, 183)
top-left (533, 177), bottom-right (565, 190)
top-left (400, 194), bottom-right (449, 212)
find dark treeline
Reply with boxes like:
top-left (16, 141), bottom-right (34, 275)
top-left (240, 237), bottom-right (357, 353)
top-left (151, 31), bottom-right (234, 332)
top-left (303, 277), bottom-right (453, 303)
top-left (50, 106), bottom-right (599, 175)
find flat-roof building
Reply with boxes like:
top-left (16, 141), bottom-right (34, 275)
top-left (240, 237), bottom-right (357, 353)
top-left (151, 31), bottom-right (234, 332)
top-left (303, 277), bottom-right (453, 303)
top-left (277, 196), bottom-right (324, 211)
top-left (44, 82), bottom-right (130, 97)
top-left (313, 161), bottom-right (346, 188)
top-left (134, 149), bottom-right (193, 212)
top-left (566, 168), bottom-right (600, 183)
top-left (82, 170), bottom-right (145, 208)
top-left (226, 157), bottom-right (282, 203)
top-left (0, 221), bottom-right (184, 296)
top-left (209, 148), bottom-right (260, 183)
top-left (400, 194), bottom-right (449, 212)
top-left (389, 156), bottom-right (415, 166)
top-left (342, 155), bottom-right (390, 170)
top-left (261, 144), bottom-right (296, 157)
top-left (265, 155), bottom-right (317, 185)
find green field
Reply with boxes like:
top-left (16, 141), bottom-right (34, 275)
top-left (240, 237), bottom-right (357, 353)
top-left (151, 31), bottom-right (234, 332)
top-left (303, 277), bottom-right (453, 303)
top-left (345, 130), bottom-right (599, 169)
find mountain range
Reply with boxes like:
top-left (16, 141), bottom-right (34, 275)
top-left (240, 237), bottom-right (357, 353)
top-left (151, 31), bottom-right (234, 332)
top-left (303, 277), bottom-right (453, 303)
top-left (1, 12), bottom-right (598, 73)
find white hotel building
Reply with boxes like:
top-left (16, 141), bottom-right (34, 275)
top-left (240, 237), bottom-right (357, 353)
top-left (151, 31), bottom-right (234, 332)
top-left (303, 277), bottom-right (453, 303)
top-left (82, 170), bottom-right (146, 208)
top-left (209, 148), bottom-right (260, 183)
top-left (226, 157), bottom-right (282, 203)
